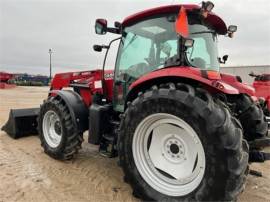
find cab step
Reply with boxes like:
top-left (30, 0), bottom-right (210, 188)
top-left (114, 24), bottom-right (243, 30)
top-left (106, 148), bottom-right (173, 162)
top-left (99, 134), bottom-right (117, 158)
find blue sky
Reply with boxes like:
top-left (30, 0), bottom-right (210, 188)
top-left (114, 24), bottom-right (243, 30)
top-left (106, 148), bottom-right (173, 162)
top-left (0, 0), bottom-right (269, 75)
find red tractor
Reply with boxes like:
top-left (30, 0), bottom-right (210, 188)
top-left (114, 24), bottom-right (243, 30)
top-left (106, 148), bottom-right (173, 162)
top-left (249, 72), bottom-right (270, 132)
top-left (0, 72), bottom-right (13, 83)
top-left (2, 2), bottom-right (269, 201)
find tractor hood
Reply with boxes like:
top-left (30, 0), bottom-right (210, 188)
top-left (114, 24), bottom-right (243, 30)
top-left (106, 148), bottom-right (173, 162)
top-left (122, 4), bottom-right (227, 35)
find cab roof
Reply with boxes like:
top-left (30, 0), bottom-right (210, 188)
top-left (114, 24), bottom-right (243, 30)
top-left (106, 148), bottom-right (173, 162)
top-left (122, 4), bottom-right (227, 35)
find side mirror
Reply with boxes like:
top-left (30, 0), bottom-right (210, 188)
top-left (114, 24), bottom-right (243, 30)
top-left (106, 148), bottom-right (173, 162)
top-left (93, 45), bottom-right (103, 52)
top-left (228, 25), bottom-right (237, 33)
top-left (93, 44), bottom-right (109, 52)
top-left (228, 25), bottom-right (237, 38)
top-left (218, 55), bottom-right (229, 64)
top-left (223, 55), bottom-right (228, 62)
top-left (95, 19), bottom-right (107, 35)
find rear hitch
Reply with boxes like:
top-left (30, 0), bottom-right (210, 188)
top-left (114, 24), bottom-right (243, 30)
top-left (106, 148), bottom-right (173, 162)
top-left (1, 108), bottom-right (40, 139)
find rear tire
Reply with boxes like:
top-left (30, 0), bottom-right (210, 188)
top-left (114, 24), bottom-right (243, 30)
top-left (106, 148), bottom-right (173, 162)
top-left (119, 84), bottom-right (248, 201)
top-left (38, 97), bottom-right (83, 160)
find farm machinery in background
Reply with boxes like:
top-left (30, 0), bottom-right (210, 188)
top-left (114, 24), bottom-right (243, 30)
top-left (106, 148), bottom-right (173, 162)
top-left (0, 72), bottom-right (13, 83)
top-left (0, 72), bottom-right (15, 89)
top-left (0, 72), bottom-right (50, 87)
top-left (2, 2), bottom-right (270, 201)
top-left (13, 73), bottom-right (50, 86)
top-left (249, 72), bottom-right (270, 129)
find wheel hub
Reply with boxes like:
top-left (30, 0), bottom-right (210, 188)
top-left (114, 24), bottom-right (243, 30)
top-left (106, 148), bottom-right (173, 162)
top-left (163, 136), bottom-right (185, 163)
top-left (54, 121), bottom-right (62, 135)
top-left (42, 110), bottom-right (62, 148)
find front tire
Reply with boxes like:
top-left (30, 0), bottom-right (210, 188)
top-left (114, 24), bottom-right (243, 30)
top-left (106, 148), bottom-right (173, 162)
top-left (233, 94), bottom-right (268, 141)
top-left (119, 84), bottom-right (249, 201)
top-left (38, 97), bottom-right (83, 160)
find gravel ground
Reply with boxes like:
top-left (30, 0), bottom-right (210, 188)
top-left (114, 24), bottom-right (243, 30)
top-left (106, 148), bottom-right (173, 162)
top-left (0, 86), bottom-right (269, 202)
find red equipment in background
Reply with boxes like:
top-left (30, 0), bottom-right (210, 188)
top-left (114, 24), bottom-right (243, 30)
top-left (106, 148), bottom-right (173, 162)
top-left (250, 73), bottom-right (270, 112)
top-left (0, 72), bottom-right (15, 89)
top-left (0, 72), bottom-right (13, 83)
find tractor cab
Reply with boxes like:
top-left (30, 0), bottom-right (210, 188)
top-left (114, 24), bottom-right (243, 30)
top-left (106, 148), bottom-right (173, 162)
top-left (94, 3), bottom-right (237, 111)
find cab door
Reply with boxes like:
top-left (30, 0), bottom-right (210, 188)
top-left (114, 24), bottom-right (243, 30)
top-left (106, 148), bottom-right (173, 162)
top-left (113, 32), bottom-right (153, 112)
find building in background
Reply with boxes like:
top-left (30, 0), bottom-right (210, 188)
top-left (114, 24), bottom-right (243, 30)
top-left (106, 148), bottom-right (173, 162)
top-left (0, 71), bottom-right (50, 86)
top-left (1, 65), bottom-right (269, 86)
top-left (221, 65), bottom-right (270, 84)
top-left (14, 73), bottom-right (50, 86)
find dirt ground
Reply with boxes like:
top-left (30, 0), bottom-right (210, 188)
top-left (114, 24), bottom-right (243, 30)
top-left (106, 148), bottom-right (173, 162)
top-left (0, 86), bottom-right (269, 202)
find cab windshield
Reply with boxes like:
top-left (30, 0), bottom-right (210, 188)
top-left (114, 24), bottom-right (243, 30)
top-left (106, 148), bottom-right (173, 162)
top-left (115, 15), bottom-right (220, 82)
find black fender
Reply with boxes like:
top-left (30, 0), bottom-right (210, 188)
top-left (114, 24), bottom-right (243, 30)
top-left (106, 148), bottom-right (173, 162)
top-left (50, 90), bottom-right (89, 132)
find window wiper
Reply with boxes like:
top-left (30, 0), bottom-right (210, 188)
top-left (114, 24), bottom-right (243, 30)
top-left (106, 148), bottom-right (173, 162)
top-left (191, 31), bottom-right (215, 35)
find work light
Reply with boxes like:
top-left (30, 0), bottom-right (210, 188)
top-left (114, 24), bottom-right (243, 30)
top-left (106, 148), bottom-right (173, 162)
top-left (200, 1), bottom-right (214, 18)
top-left (184, 39), bottom-right (194, 48)
top-left (202, 1), bottom-right (214, 12)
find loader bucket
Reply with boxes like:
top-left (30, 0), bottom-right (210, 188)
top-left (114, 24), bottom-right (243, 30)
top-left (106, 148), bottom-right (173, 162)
top-left (1, 108), bottom-right (40, 139)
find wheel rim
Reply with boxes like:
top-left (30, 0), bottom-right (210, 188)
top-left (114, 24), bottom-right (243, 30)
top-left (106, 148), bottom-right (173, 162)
top-left (132, 113), bottom-right (206, 197)
top-left (42, 110), bottom-right (62, 148)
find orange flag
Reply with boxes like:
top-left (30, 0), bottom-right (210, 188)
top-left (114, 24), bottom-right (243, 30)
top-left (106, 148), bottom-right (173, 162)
top-left (175, 6), bottom-right (189, 38)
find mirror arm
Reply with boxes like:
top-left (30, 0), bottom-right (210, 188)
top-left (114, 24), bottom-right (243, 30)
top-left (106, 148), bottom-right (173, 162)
top-left (218, 57), bottom-right (225, 64)
top-left (107, 27), bottom-right (121, 34)
top-left (218, 57), bottom-right (227, 64)
top-left (101, 37), bottom-right (121, 100)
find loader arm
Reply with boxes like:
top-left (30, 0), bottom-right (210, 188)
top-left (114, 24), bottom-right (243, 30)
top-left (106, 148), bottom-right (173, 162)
top-left (50, 69), bottom-right (114, 106)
